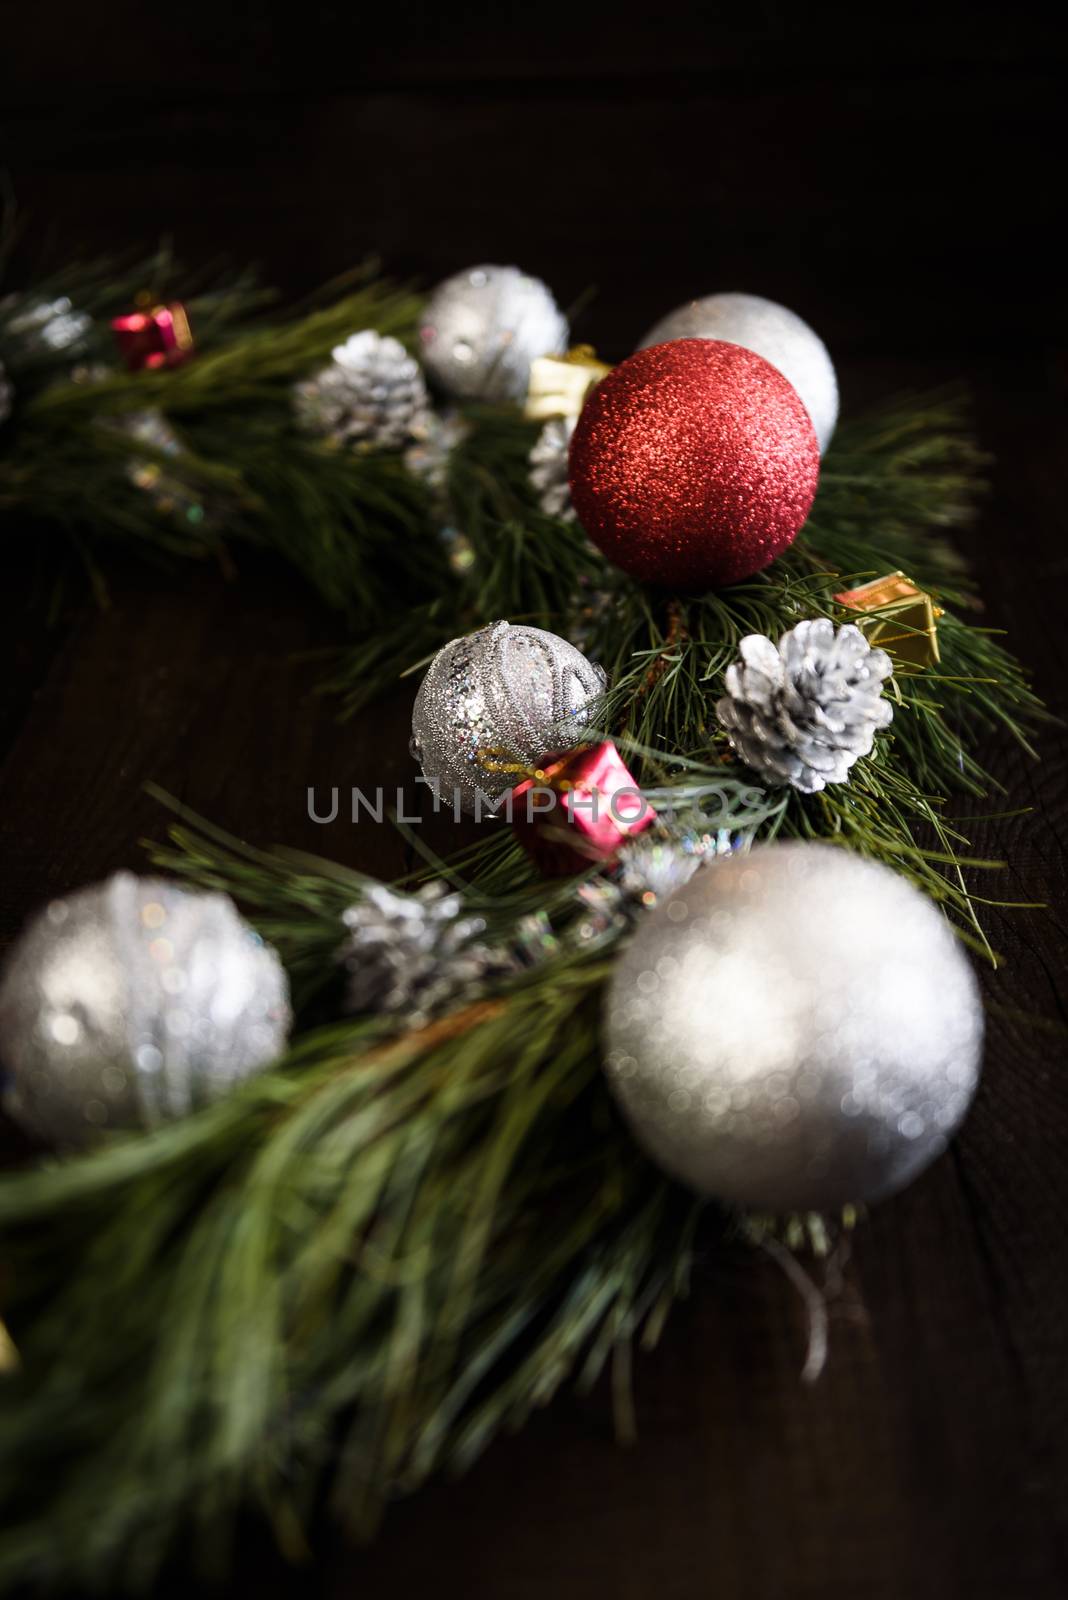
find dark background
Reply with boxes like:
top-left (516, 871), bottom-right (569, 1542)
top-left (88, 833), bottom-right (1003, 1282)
top-left (3, 7), bottom-right (1068, 1598)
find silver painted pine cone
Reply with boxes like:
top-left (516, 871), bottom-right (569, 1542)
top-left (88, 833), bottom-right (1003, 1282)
top-left (0, 292), bottom-right (92, 359)
top-left (716, 620), bottom-right (893, 793)
top-left (294, 329), bottom-right (429, 450)
top-left (340, 882), bottom-right (542, 1024)
top-left (529, 416), bottom-right (576, 520)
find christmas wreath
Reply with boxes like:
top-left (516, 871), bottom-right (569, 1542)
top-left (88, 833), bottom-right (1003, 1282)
top-left (0, 253), bottom-right (1044, 1591)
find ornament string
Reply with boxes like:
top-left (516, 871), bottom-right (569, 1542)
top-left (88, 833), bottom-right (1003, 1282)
top-left (476, 748), bottom-right (585, 790)
top-left (758, 1236), bottom-right (829, 1385)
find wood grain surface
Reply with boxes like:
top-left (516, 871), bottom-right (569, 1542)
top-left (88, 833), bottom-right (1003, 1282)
top-left (2, 10), bottom-right (1067, 1597)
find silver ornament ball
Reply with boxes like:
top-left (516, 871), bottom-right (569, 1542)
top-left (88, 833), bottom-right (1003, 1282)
top-left (419, 265), bottom-right (568, 403)
top-left (638, 292), bottom-right (839, 454)
top-left (410, 620), bottom-right (607, 815)
top-left (0, 873), bottom-right (291, 1145)
top-left (603, 842), bottom-right (982, 1211)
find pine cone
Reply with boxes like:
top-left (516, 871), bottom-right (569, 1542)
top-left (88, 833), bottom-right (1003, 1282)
top-left (529, 416), bottom-right (576, 520)
top-left (294, 330), bottom-right (429, 450)
top-left (340, 882), bottom-right (537, 1023)
top-left (716, 619), bottom-right (893, 793)
top-left (0, 359), bottom-right (12, 426)
top-left (0, 293), bottom-right (92, 359)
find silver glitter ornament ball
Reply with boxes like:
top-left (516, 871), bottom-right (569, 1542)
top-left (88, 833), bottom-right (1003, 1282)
top-left (604, 842), bottom-right (982, 1211)
top-left (419, 265), bottom-right (568, 403)
top-left (410, 620), bottom-right (607, 814)
top-left (638, 292), bottom-right (839, 454)
top-left (0, 873), bottom-right (291, 1146)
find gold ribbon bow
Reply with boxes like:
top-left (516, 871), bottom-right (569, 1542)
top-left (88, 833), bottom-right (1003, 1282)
top-left (524, 345), bottom-right (612, 422)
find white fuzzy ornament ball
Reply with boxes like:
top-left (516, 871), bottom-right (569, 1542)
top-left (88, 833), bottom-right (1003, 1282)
top-left (0, 873), bottom-right (291, 1145)
top-left (410, 620), bottom-right (607, 814)
top-left (419, 265), bottom-right (568, 403)
top-left (603, 842), bottom-right (982, 1211)
top-left (638, 292), bottom-right (839, 453)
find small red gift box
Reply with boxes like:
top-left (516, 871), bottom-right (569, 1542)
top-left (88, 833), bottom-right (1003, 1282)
top-left (112, 303), bottom-right (193, 372)
top-left (510, 741), bottom-right (656, 877)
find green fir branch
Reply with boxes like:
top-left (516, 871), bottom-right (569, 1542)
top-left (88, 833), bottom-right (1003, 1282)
top-left (0, 806), bottom-right (710, 1592)
top-left (2, 268), bottom-right (437, 612)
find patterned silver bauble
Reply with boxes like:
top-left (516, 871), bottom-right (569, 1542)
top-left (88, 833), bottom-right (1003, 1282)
top-left (604, 841), bottom-right (983, 1211)
top-left (529, 416), bottom-right (576, 520)
top-left (410, 620), bottom-right (607, 814)
top-left (419, 265), bottom-right (568, 404)
top-left (0, 359), bottom-right (11, 426)
top-left (293, 330), bottom-right (430, 450)
top-left (638, 292), bottom-right (839, 453)
top-left (0, 873), bottom-right (291, 1146)
top-left (717, 620), bottom-right (894, 794)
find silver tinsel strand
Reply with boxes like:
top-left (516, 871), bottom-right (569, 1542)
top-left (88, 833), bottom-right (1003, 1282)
top-left (294, 330), bottom-right (430, 450)
top-left (716, 619), bottom-right (894, 794)
top-left (404, 407), bottom-right (476, 573)
top-left (113, 408), bottom-right (210, 526)
top-left (529, 416), bottom-right (576, 520)
top-left (340, 882), bottom-right (551, 1025)
top-left (574, 828), bottom-right (745, 947)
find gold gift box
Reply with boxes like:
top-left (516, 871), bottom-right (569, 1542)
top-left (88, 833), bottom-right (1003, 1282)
top-left (835, 571), bottom-right (943, 669)
top-left (524, 345), bottom-right (612, 421)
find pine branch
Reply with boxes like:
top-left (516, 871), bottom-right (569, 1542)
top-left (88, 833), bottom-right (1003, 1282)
top-left (328, 391), bottom-right (1043, 942)
top-left (0, 808), bottom-right (708, 1591)
top-left (2, 267), bottom-right (440, 613)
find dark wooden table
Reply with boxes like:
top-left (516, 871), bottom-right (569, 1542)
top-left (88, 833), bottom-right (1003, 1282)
top-left (3, 11), bottom-right (1067, 1597)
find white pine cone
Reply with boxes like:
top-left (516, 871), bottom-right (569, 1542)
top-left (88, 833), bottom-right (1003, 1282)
top-left (529, 415), bottom-right (576, 520)
top-left (294, 329), bottom-right (429, 451)
top-left (716, 619), bottom-right (894, 793)
top-left (0, 359), bottom-right (12, 426)
top-left (340, 882), bottom-right (534, 1023)
top-left (0, 293), bottom-right (92, 358)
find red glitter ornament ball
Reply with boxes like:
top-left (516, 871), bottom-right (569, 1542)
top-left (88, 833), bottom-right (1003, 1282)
top-left (568, 339), bottom-right (820, 590)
